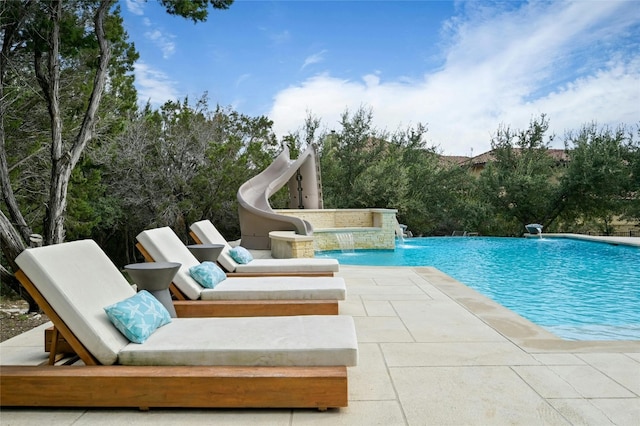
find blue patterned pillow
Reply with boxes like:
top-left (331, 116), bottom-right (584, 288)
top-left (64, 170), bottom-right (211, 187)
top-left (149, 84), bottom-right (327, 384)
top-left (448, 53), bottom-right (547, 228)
top-left (229, 246), bottom-right (253, 264)
top-left (104, 290), bottom-right (171, 344)
top-left (189, 261), bottom-right (227, 288)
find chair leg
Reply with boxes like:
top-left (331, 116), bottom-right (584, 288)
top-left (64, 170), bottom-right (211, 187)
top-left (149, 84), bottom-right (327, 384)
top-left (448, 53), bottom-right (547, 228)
top-left (48, 327), bottom-right (59, 365)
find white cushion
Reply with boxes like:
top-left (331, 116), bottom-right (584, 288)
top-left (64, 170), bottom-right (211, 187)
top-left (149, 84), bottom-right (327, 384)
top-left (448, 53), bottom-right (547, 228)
top-left (190, 220), bottom-right (339, 273)
top-left (15, 240), bottom-right (133, 365)
top-left (136, 227), bottom-right (203, 300)
top-left (190, 220), bottom-right (238, 272)
top-left (235, 258), bottom-right (339, 273)
top-left (118, 315), bottom-right (358, 367)
top-left (200, 276), bottom-right (346, 300)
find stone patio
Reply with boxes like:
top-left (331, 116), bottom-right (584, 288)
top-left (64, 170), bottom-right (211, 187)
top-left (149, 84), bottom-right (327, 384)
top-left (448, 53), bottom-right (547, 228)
top-left (1, 265), bottom-right (638, 425)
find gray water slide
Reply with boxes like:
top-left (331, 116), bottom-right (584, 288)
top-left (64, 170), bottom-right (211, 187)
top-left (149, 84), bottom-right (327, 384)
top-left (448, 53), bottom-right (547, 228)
top-left (237, 145), bottom-right (323, 249)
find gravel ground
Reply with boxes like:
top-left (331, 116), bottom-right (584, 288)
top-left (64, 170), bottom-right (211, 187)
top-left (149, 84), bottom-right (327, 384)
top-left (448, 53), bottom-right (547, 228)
top-left (0, 299), bottom-right (49, 342)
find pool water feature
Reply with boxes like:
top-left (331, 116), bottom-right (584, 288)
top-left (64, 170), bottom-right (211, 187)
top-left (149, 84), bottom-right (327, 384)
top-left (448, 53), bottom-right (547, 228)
top-left (317, 237), bottom-right (640, 341)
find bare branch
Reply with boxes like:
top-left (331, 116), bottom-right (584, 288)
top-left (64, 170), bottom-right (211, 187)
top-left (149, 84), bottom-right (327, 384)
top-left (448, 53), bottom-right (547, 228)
top-left (70, 0), bottom-right (114, 167)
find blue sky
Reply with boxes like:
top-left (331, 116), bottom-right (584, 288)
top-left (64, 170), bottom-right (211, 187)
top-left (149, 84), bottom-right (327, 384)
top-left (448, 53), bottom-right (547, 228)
top-left (121, 0), bottom-right (640, 155)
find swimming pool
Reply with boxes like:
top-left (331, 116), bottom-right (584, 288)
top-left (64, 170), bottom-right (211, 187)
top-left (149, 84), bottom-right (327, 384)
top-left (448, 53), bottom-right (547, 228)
top-left (316, 237), bottom-right (640, 341)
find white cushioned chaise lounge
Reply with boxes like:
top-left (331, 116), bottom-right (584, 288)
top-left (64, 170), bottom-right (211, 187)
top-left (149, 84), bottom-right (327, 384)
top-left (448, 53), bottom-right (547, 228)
top-left (136, 227), bottom-right (346, 317)
top-left (0, 240), bottom-right (358, 409)
top-left (190, 219), bottom-right (339, 275)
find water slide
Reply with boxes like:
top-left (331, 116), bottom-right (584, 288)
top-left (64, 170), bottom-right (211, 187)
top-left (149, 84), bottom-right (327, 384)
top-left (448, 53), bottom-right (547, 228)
top-left (237, 144), bottom-right (323, 249)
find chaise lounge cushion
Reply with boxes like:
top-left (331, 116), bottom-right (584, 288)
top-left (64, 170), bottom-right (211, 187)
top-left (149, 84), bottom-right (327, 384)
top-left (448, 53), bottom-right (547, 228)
top-left (234, 258), bottom-right (340, 274)
top-left (190, 220), bottom-right (339, 273)
top-left (15, 240), bottom-right (135, 365)
top-left (117, 315), bottom-right (358, 366)
top-left (199, 276), bottom-right (345, 300)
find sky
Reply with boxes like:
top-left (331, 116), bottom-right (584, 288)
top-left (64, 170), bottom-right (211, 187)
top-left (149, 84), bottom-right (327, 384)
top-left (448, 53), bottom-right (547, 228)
top-left (121, 0), bottom-right (640, 156)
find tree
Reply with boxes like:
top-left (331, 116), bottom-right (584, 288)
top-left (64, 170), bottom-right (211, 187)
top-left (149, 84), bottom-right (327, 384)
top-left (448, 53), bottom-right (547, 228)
top-left (320, 107), bottom-right (409, 209)
top-left (477, 115), bottom-right (562, 235)
top-left (1, 0), bottom-right (234, 308)
top-left (92, 95), bottom-right (278, 265)
top-left (1, 1), bottom-right (121, 306)
top-left (558, 123), bottom-right (637, 233)
top-left (620, 125), bottom-right (640, 226)
top-left (404, 152), bottom-right (480, 236)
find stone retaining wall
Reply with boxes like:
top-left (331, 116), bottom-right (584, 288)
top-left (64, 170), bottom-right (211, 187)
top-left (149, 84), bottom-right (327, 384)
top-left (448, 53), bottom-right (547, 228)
top-left (274, 208), bottom-right (398, 252)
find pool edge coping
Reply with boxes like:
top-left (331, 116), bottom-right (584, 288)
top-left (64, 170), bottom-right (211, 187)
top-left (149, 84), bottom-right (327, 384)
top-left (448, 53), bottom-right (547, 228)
top-left (410, 266), bottom-right (640, 353)
top-left (532, 233), bottom-right (640, 248)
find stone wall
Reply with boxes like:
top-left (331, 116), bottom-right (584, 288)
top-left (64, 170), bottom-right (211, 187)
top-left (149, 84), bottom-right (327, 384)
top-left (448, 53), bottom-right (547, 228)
top-left (275, 208), bottom-right (398, 252)
top-left (269, 231), bottom-right (315, 259)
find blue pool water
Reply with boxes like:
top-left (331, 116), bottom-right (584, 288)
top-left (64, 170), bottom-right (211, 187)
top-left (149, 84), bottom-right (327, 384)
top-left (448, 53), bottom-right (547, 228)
top-left (317, 237), bottom-right (640, 341)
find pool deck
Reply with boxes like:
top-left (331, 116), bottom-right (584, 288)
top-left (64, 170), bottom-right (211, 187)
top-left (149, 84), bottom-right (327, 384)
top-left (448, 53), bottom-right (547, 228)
top-left (1, 262), bottom-right (638, 425)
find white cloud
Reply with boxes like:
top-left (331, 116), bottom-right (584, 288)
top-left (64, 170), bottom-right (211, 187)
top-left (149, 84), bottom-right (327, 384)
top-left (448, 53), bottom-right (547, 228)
top-left (125, 0), bottom-right (145, 16)
top-left (134, 62), bottom-right (180, 107)
top-left (144, 29), bottom-right (176, 59)
top-left (235, 73), bottom-right (251, 87)
top-left (138, 11), bottom-right (176, 60)
top-left (519, 59), bottom-right (640, 138)
top-left (269, 1), bottom-right (639, 155)
top-left (301, 50), bottom-right (327, 70)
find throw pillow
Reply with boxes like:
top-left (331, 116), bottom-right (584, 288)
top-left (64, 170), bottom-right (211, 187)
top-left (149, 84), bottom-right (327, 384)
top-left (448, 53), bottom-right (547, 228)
top-left (189, 261), bottom-right (227, 288)
top-left (229, 246), bottom-right (253, 264)
top-left (104, 290), bottom-right (171, 344)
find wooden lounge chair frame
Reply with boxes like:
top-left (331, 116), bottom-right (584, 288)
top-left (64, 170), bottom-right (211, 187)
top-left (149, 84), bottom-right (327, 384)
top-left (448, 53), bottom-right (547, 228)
top-left (135, 242), bottom-right (339, 317)
top-left (0, 270), bottom-right (348, 410)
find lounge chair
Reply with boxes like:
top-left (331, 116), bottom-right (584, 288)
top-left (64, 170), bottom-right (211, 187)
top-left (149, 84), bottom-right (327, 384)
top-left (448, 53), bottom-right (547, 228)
top-left (135, 227), bottom-right (345, 317)
top-left (1, 240), bottom-right (358, 409)
top-left (189, 219), bottom-right (339, 276)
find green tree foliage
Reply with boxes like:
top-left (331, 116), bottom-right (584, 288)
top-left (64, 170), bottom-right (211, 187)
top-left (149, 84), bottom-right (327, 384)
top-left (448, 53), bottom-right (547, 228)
top-left (406, 154), bottom-right (480, 236)
top-left (1, 0), bottom-right (138, 306)
top-left (321, 108), bottom-right (381, 208)
top-left (475, 117), bottom-right (638, 236)
top-left (189, 105), bottom-right (279, 237)
top-left (316, 107), bottom-right (478, 236)
top-left (621, 126), bottom-right (640, 225)
top-left (159, 0), bottom-right (233, 21)
top-left (557, 123), bottom-right (638, 234)
top-left (2, 1), bottom-right (132, 240)
top-left (320, 107), bottom-right (416, 212)
top-left (477, 115), bottom-right (561, 235)
top-left (95, 95), bottom-right (277, 265)
top-left (1, 0), bottom-right (234, 306)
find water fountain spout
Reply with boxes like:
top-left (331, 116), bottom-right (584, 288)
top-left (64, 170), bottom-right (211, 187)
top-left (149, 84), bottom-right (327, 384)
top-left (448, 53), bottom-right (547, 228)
top-left (525, 223), bottom-right (543, 238)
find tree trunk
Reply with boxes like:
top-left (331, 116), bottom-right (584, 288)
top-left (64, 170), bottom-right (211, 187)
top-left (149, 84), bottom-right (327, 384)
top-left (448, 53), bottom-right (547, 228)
top-left (41, 0), bottom-right (113, 244)
top-left (45, 161), bottom-right (72, 244)
top-left (41, 1), bottom-right (64, 244)
top-left (0, 210), bottom-right (37, 311)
